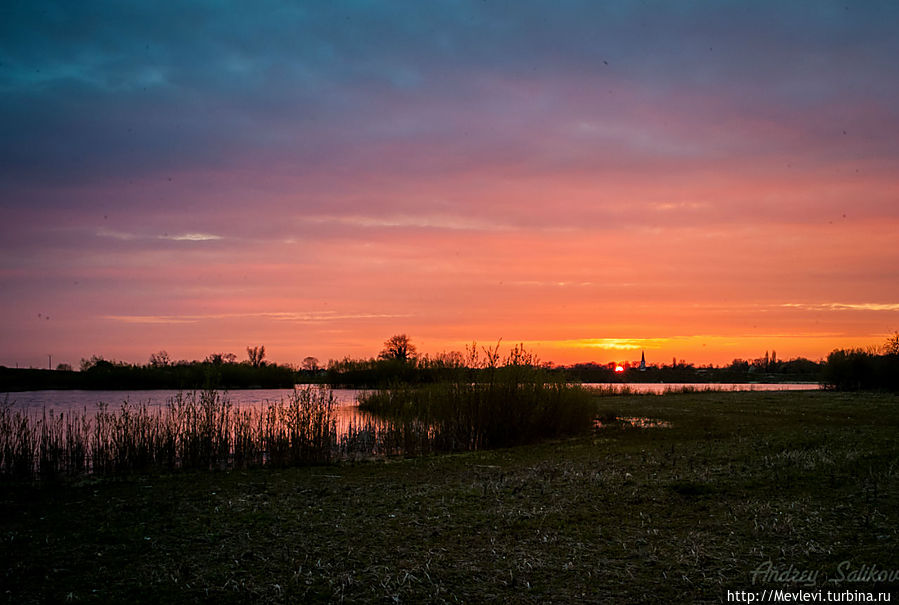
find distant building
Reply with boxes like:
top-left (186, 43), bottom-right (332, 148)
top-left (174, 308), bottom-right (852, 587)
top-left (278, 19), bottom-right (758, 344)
top-left (639, 350), bottom-right (647, 371)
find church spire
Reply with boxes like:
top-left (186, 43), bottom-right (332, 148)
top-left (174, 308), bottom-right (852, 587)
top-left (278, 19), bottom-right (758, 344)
top-left (639, 350), bottom-right (646, 371)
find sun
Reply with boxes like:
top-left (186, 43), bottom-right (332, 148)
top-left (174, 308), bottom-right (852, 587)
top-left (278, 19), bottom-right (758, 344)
top-left (614, 365), bottom-right (625, 373)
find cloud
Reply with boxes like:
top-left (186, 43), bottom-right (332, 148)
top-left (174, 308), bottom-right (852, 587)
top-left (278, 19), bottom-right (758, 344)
top-left (560, 338), bottom-right (668, 351)
top-left (95, 229), bottom-right (223, 242)
top-left (301, 214), bottom-right (513, 232)
top-left (102, 311), bottom-right (411, 325)
top-left (96, 228), bottom-right (137, 241)
top-left (158, 233), bottom-right (223, 242)
top-left (3, 2), bottom-right (899, 367)
top-left (781, 303), bottom-right (899, 312)
top-left (103, 315), bottom-right (200, 325)
top-left (3, 1), bottom-right (898, 189)
top-left (508, 281), bottom-right (595, 288)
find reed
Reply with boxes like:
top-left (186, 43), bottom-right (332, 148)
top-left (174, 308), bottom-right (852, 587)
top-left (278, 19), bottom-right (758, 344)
top-left (358, 343), bottom-right (595, 451)
top-left (338, 416), bottom-right (435, 459)
top-left (0, 386), bottom-right (339, 480)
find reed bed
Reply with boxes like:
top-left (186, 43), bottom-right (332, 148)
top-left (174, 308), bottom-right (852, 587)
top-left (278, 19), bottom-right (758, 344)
top-left (358, 344), bottom-right (595, 451)
top-left (0, 386), bottom-right (340, 480)
top-left (586, 383), bottom-right (753, 396)
top-left (338, 417), bottom-right (437, 459)
top-left (1, 346), bottom-right (599, 479)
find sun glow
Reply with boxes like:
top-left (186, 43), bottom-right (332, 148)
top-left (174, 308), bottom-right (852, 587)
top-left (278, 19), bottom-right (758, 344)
top-left (614, 365), bottom-right (625, 373)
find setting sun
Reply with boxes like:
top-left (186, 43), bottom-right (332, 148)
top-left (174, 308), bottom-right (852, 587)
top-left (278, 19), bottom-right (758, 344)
top-left (0, 1), bottom-right (896, 371)
top-left (2, 4), bottom-right (898, 603)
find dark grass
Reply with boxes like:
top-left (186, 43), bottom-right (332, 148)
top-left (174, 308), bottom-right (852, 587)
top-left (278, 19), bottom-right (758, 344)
top-left (1, 390), bottom-right (897, 603)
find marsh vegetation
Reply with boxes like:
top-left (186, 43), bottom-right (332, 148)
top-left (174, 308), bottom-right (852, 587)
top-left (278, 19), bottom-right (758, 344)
top-left (2, 390), bottom-right (896, 603)
top-left (0, 344), bottom-right (595, 479)
top-left (357, 343), bottom-right (594, 450)
top-left (0, 387), bottom-right (341, 480)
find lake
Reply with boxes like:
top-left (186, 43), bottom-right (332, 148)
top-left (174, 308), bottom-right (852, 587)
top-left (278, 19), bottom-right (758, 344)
top-left (1, 387), bottom-right (375, 435)
top-left (582, 382), bottom-right (820, 394)
top-left (3, 382), bottom-right (820, 429)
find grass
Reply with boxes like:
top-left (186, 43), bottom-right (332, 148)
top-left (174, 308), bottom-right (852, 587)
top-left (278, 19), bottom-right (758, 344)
top-left (1, 390), bottom-right (897, 603)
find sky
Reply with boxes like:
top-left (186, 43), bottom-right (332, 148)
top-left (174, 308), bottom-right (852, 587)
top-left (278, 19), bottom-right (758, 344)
top-left (2, 0), bottom-right (898, 369)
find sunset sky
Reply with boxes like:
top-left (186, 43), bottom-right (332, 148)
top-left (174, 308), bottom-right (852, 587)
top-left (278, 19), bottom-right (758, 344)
top-left (2, 1), bottom-right (898, 369)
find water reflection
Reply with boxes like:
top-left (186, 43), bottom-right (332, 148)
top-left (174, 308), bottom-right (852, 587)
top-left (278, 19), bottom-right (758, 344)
top-left (4, 382), bottom-right (815, 435)
top-left (584, 382), bottom-right (818, 394)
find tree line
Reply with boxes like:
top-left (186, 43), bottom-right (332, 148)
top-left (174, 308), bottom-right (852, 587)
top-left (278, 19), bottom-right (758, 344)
top-left (2, 332), bottom-right (897, 391)
top-left (820, 332), bottom-right (899, 391)
top-left (0, 346), bottom-right (297, 391)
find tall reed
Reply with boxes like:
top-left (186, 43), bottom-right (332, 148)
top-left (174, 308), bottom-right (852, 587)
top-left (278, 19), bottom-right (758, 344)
top-left (358, 343), bottom-right (595, 451)
top-left (0, 385), bottom-right (339, 480)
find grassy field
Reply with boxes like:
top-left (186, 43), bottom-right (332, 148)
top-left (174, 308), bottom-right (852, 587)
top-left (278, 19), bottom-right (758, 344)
top-left (2, 390), bottom-right (897, 603)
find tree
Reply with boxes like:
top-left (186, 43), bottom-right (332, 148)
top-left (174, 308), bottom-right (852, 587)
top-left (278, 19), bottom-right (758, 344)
top-left (378, 334), bottom-right (417, 363)
top-left (302, 356), bottom-right (320, 372)
top-left (247, 345), bottom-right (266, 368)
top-left (205, 352), bottom-right (237, 365)
top-left (148, 350), bottom-right (171, 367)
top-left (428, 350), bottom-right (464, 368)
top-left (884, 332), bottom-right (899, 356)
top-left (80, 355), bottom-right (107, 371)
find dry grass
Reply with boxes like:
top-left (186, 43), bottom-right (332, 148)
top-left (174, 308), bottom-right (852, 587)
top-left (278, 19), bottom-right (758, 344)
top-left (1, 390), bottom-right (897, 603)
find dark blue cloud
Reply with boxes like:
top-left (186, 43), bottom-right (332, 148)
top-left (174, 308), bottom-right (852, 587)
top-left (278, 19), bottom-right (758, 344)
top-left (1, 0), bottom-right (897, 190)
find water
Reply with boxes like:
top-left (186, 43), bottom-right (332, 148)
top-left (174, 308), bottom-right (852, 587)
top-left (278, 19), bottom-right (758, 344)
top-left (1, 387), bottom-right (375, 434)
top-left (583, 382), bottom-right (820, 394)
top-left (3, 382), bottom-right (819, 423)
top-left (1, 383), bottom-right (821, 474)
top-left (2, 387), bottom-right (366, 411)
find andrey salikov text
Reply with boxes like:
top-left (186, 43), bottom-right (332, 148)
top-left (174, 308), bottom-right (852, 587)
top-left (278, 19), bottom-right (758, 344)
top-left (751, 561), bottom-right (899, 587)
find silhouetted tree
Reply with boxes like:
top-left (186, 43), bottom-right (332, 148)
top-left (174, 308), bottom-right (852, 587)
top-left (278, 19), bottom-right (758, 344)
top-left (148, 350), bottom-right (171, 367)
top-left (205, 352), bottom-right (237, 365)
top-left (80, 355), bottom-right (108, 371)
top-left (378, 334), bottom-right (417, 363)
top-left (884, 332), bottom-right (899, 356)
top-left (302, 356), bottom-right (320, 372)
top-left (247, 345), bottom-right (266, 368)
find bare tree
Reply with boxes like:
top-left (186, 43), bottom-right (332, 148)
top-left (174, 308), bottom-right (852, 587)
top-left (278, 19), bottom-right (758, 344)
top-left (247, 345), bottom-right (266, 368)
top-left (378, 334), bottom-right (417, 363)
top-left (205, 352), bottom-right (237, 365)
top-left (148, 350), bottom-right (171, 367)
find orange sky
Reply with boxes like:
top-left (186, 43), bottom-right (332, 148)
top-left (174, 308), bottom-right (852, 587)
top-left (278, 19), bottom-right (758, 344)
top-left (2, 2), bottom-right (898, 369)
